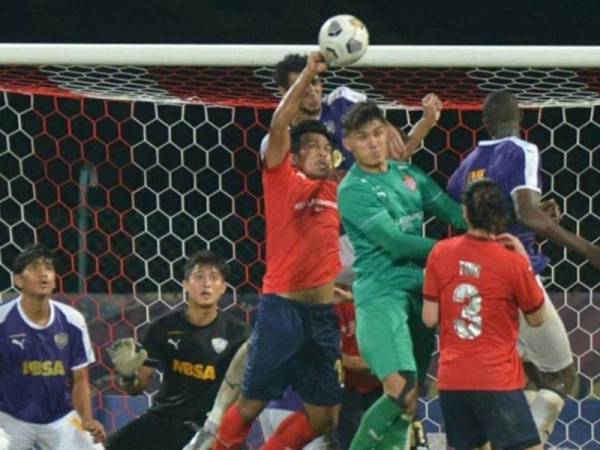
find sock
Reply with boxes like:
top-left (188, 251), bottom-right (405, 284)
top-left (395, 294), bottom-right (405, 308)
top-left (213, 403), bottom-right (253, 450)
top-left (349, 395), bottom-right (403, 450)
top-left (261, 412), bottom-right (318, 450)
top-left (530, 389), bottom-right (565, 443)
top-left (374, 415), bottom-right (411, 450)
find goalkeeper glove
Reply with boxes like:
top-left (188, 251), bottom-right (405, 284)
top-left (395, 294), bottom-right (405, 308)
top-left (107, 338), bottom-right (148, 379)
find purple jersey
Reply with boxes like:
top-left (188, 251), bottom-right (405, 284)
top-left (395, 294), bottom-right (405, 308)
top-left (447, 136), bottom-right (549, 273)
top-left (0, 298), bottom-right (95, 424)
top-left (319, 87), bottom-right (366, 170)
top-left (260, 86), bottom-right (366, 171)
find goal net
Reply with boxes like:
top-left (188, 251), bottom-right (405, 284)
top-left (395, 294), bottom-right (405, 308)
top-left (0, 45), bottom-right (598, 449)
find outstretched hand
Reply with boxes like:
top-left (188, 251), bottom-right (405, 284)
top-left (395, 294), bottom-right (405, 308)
top-left (107, 338), bottom-right (148, 377)
top-left (584, 244), bottom-right (600, 270)
top-left (541, 198), bottom-right (562, 223)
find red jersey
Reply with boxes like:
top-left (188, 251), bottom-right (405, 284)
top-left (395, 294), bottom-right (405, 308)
top-left (262, 155), bottom-right (341, 293)
top-left (423, 235), bottom-right (544, 391)
top-left (334, 302), bottom-right (381, 394)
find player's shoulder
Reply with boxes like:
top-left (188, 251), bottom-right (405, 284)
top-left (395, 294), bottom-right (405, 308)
top-left (0, 298), bottom-right (19, 324)
top-left (218, 309), bottom-right (249, 333)
top-left (323, 86), bottom-right (367, 106)
top-left (394, 160), bottom-right (426, 176)
top-left (151, 308), bottom-right (186, 329)
top-left (338, 166), bottom-right (370, 193)
top-left (481, 136), bottom-right (539, 156)
top-left (430, 235), bottom-right (463, 255)
top-left (52, 300), bottom-right (88, 328)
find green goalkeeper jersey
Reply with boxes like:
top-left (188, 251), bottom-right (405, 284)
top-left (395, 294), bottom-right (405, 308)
top-left (338, 160), bottom-right (466, 304)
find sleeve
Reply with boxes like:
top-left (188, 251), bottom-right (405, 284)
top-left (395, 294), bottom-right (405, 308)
top-left (413, 167), bottom-right (468, 230)
top-left (262, 155), bottom-right (301, 203)
top-left (508, 142), bottom-right (542, 196)
top-left (69, 312), bottom-right (96, 371)
top-left (141, 320), bottom-right (163, 369)
top-left (423, 244), bottom-right (442, 301)
top-left (338, 181), bottom-right (436, 263)
top-left (512, 254), bottom-right (545, 314)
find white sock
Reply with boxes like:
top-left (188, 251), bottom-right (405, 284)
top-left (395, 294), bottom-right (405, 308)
top-left (530, 388), bottom-right (565, 443)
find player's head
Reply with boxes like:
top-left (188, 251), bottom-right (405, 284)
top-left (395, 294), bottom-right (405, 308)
top-left (483, 89), bottom-right (521, 138)
top-left (342, 101), bottom-right (388, 169)
top-left (274, 53), bottom-right (322, 116)
top-left (462, 178), bottom-right (509, 235)
top-left (290, 120), bottom-right (334, 179)
top-left (183, 250), bottom-right (229, 308)
top-left (13, 244), bottom-right (57, 298)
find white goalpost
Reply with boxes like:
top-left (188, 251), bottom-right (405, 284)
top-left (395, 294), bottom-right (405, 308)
top-left (0, 44), bottom-right (597, 449)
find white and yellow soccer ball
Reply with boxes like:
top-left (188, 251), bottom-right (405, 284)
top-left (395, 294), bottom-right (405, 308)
top-left (318, 14), bottom-right (369, 67)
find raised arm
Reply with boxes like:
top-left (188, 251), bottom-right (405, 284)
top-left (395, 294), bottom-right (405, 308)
top-left (264, 52), bottom-right (328, 169)
top-left (513, 189), bottom-right (600, 269)
top-left (403, 93), bottom-right (442, 159)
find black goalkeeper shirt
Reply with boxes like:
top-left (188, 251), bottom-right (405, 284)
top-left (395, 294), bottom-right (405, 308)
top-left (141, 309), bottom-right (249, 423)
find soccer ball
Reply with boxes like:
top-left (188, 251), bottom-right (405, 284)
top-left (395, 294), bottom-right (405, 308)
top-left (318, 15), bottom-right (369, 67)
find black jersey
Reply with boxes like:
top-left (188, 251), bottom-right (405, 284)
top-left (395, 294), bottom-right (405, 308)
top-left (141, 309), bottom-right (249, 423)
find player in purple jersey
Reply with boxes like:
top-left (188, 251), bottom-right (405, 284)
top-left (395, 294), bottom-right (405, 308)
top-left (446, 89), bottom-right (600, 443)
top-left (0, 244), bottom-right (105, 449)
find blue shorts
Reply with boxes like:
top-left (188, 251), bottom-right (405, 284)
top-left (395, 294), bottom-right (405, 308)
top-left (241, 294), bottom-right (342, 407)
top-left (439, 390), bottom-right (541, 450)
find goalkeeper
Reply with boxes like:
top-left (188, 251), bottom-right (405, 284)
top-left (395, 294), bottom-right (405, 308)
top-left (337, 101), bottom-right (466, 449)
top-left (105, 250), bottom-right (249, 450)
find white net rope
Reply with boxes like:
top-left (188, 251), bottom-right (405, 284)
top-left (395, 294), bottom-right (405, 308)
top-left (0, 62), bottom-right (598, 448)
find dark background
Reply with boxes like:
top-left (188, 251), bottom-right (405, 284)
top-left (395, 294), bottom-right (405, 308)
top-left (0, 0), bottom-right (599, 45)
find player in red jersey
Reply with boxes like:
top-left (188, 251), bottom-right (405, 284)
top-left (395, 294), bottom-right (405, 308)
top-left (333, 294), bottom-right (381, 449)
top-left (423, 179), bottom-right (545, 450)
top-left (212, 51), bottom-right (342, 450)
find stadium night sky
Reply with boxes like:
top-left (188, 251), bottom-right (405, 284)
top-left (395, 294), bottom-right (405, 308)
top-left (0, 0), bottom-right (599, 45)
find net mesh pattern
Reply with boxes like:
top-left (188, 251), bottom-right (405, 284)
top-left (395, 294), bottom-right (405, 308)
top-left (0, 66), bottom-right (598, 448)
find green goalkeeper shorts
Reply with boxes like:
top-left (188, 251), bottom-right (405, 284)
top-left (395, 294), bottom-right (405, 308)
top-left (354, 289), bottom-right (418, 380)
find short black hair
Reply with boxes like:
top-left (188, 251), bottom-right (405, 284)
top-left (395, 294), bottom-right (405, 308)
top-left (273, 53), bottom-right (307, 89)
top-left (461, 178), bottom-right (509, 234)
top-left (290, 120), bottom-right (334, 154)
top-left (183, 250), bottom-right (229, 281)
top-left (341, 100), bottom-right (385, 134)
top-left (483, 89), bottom-right (520, 135)
top-left (13, 244), bottom-right (56, 274)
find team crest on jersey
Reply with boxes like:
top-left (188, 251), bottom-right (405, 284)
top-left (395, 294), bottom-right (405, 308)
top-left (211, 337), bottom-right (228, 354)
top-left (54, 333), bottom-right (69, 350)
top-left (403, 175), bottom-right (417, 191)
